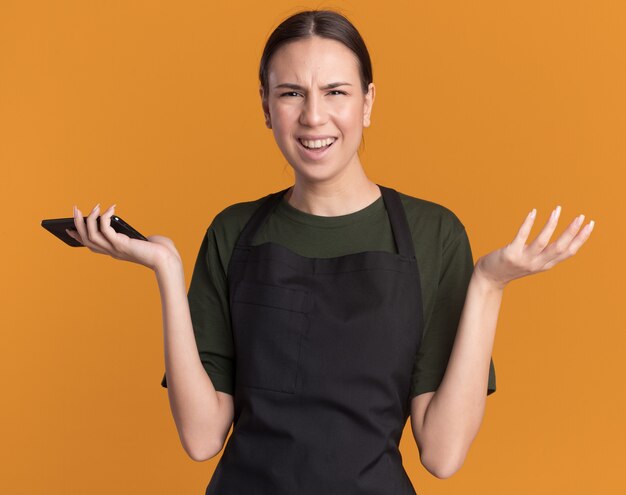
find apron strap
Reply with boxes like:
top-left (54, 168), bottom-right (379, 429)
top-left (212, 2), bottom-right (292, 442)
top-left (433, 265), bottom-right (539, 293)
top-left (235, 187), bottom-right (290, 248)
top-left (377, 184), bottom-right (415, 259)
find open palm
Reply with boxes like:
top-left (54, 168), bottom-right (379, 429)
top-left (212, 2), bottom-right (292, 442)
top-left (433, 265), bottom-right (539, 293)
top-left (475, 206), bottom-right (595, 290)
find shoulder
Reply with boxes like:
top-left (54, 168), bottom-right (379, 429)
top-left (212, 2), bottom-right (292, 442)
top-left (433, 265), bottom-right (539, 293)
top-left (395, 189), bottom-right (467, 247)
top-left (207, 191), bottom-right (271, 244)
top-left (196, 192), bottom-right (273, 273)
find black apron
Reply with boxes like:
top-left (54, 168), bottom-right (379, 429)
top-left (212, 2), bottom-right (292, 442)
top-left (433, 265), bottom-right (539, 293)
top-left (206, 184), bottom-right (425, 495)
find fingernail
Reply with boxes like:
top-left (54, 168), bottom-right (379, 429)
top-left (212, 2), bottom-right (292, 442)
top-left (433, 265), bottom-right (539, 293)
top-left (92, 203), bottom-right (100, 213)
top-left (73, 205), bottom-right (77, 215)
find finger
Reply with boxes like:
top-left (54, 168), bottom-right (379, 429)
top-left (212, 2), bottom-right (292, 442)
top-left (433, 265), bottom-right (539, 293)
top-left (509, 208), bottom-right (537, 251)
top-left (73, 205), bottom-right (89, 244)
top-left (73, 204), bottom-right (108, 254)
top-left (99, 204), bottom-right (126, 255)
top-left (542, 219), bottom-right (595, 270)
top-left (527, 205), bottom-right (562, 255)
top-left (84, 203), bottom-right (116, 252)
top-left (539, 213), bottom-right (585, 263)
top-left (65, 228), bottom-right (83, 244)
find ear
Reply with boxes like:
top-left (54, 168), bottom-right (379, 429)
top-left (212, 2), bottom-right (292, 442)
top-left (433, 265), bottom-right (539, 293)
top-left (260, 85), bottom-right (272, 129)
top-left (362, 83), bottom-right (375, 128)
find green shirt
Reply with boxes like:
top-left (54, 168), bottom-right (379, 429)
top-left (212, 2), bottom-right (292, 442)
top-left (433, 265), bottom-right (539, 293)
top-left (161, 188), bottom-right (496, 398)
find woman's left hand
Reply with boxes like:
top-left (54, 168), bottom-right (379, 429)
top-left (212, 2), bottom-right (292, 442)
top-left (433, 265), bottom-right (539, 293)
top-left (474, 206), bottom-right (595, 290)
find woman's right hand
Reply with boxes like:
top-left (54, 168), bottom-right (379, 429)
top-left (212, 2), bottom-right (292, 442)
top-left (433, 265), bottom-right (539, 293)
top-left (67, 203), bottom-right (181, 271)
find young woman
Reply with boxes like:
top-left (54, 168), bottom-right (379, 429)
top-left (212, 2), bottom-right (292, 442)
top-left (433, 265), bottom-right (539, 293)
top-left (67, 9), bottom-right (594, 494)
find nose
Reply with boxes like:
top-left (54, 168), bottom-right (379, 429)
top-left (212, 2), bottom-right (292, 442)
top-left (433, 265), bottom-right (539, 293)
top-left (298, 92), bottom-right (327, 127)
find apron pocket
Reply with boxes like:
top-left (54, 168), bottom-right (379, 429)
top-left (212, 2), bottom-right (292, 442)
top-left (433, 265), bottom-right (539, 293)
top-left (232, 281), bottom-right (312, 394)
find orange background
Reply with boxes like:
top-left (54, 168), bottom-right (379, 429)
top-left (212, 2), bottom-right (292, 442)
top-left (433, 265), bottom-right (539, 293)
top-left (2, 0), bottom-right (624, 493)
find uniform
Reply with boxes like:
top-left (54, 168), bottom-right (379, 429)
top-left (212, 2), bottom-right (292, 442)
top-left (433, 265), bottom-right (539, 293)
top-left (161, 185), bottom-right (496, 493)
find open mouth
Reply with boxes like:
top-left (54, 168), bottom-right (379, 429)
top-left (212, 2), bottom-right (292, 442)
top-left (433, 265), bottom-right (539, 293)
top-left (297, 137), bottom-right (337, 153)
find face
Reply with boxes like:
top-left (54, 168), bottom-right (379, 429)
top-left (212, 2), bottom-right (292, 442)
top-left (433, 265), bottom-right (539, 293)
top-left (260, 36), bottom-right (375, 183)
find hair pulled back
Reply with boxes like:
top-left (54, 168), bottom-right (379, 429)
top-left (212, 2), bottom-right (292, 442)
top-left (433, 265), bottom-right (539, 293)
top-left (259, 10), bottom-right (373, 95)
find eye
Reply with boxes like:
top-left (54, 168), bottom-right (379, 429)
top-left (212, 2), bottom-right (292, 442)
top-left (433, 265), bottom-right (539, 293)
top-left (279, 90), bottom-right (347, 97)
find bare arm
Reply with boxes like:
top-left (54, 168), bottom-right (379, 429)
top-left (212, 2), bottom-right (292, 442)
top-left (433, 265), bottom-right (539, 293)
top-left (410, 269), bottom-right (501, 479)
top-left (67, 203), bottom-right (234, 461)
top-left (411, 206), bottom-right (594, 478)
top-left (155, 255), bottom-right (234, 462)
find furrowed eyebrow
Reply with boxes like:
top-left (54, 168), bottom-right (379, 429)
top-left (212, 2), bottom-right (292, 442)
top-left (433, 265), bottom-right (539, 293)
top-left (274, 82), bottom-right (352, 90)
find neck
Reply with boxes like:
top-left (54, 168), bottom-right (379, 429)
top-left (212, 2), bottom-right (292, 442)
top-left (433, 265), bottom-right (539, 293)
top-left (285, 165), bottom-right (381, 217)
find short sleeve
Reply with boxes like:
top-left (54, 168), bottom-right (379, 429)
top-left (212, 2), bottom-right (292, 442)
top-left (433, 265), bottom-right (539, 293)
top-left (160, 225), bottom-right (235, 395)
top-left (409, 226), bottom-right (496, 398)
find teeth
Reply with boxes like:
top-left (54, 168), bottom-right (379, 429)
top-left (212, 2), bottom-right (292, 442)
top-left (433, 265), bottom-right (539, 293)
top-left (300, 137), bottom-right (336, 149)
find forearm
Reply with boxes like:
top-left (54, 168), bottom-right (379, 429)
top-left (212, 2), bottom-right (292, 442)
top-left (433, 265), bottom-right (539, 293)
top-left (155, 256), bottom-right (223, 461)
top-left (419, 265), bottom-right (503, 476)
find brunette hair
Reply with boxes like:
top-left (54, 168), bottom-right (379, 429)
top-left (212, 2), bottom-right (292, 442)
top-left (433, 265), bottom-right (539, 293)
top-left (259, 10), bottom-right (373, 95)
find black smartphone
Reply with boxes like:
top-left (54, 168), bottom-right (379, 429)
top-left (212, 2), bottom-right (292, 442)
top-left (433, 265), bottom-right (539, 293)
top-left (41, 214), bottom-right (149, 247)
